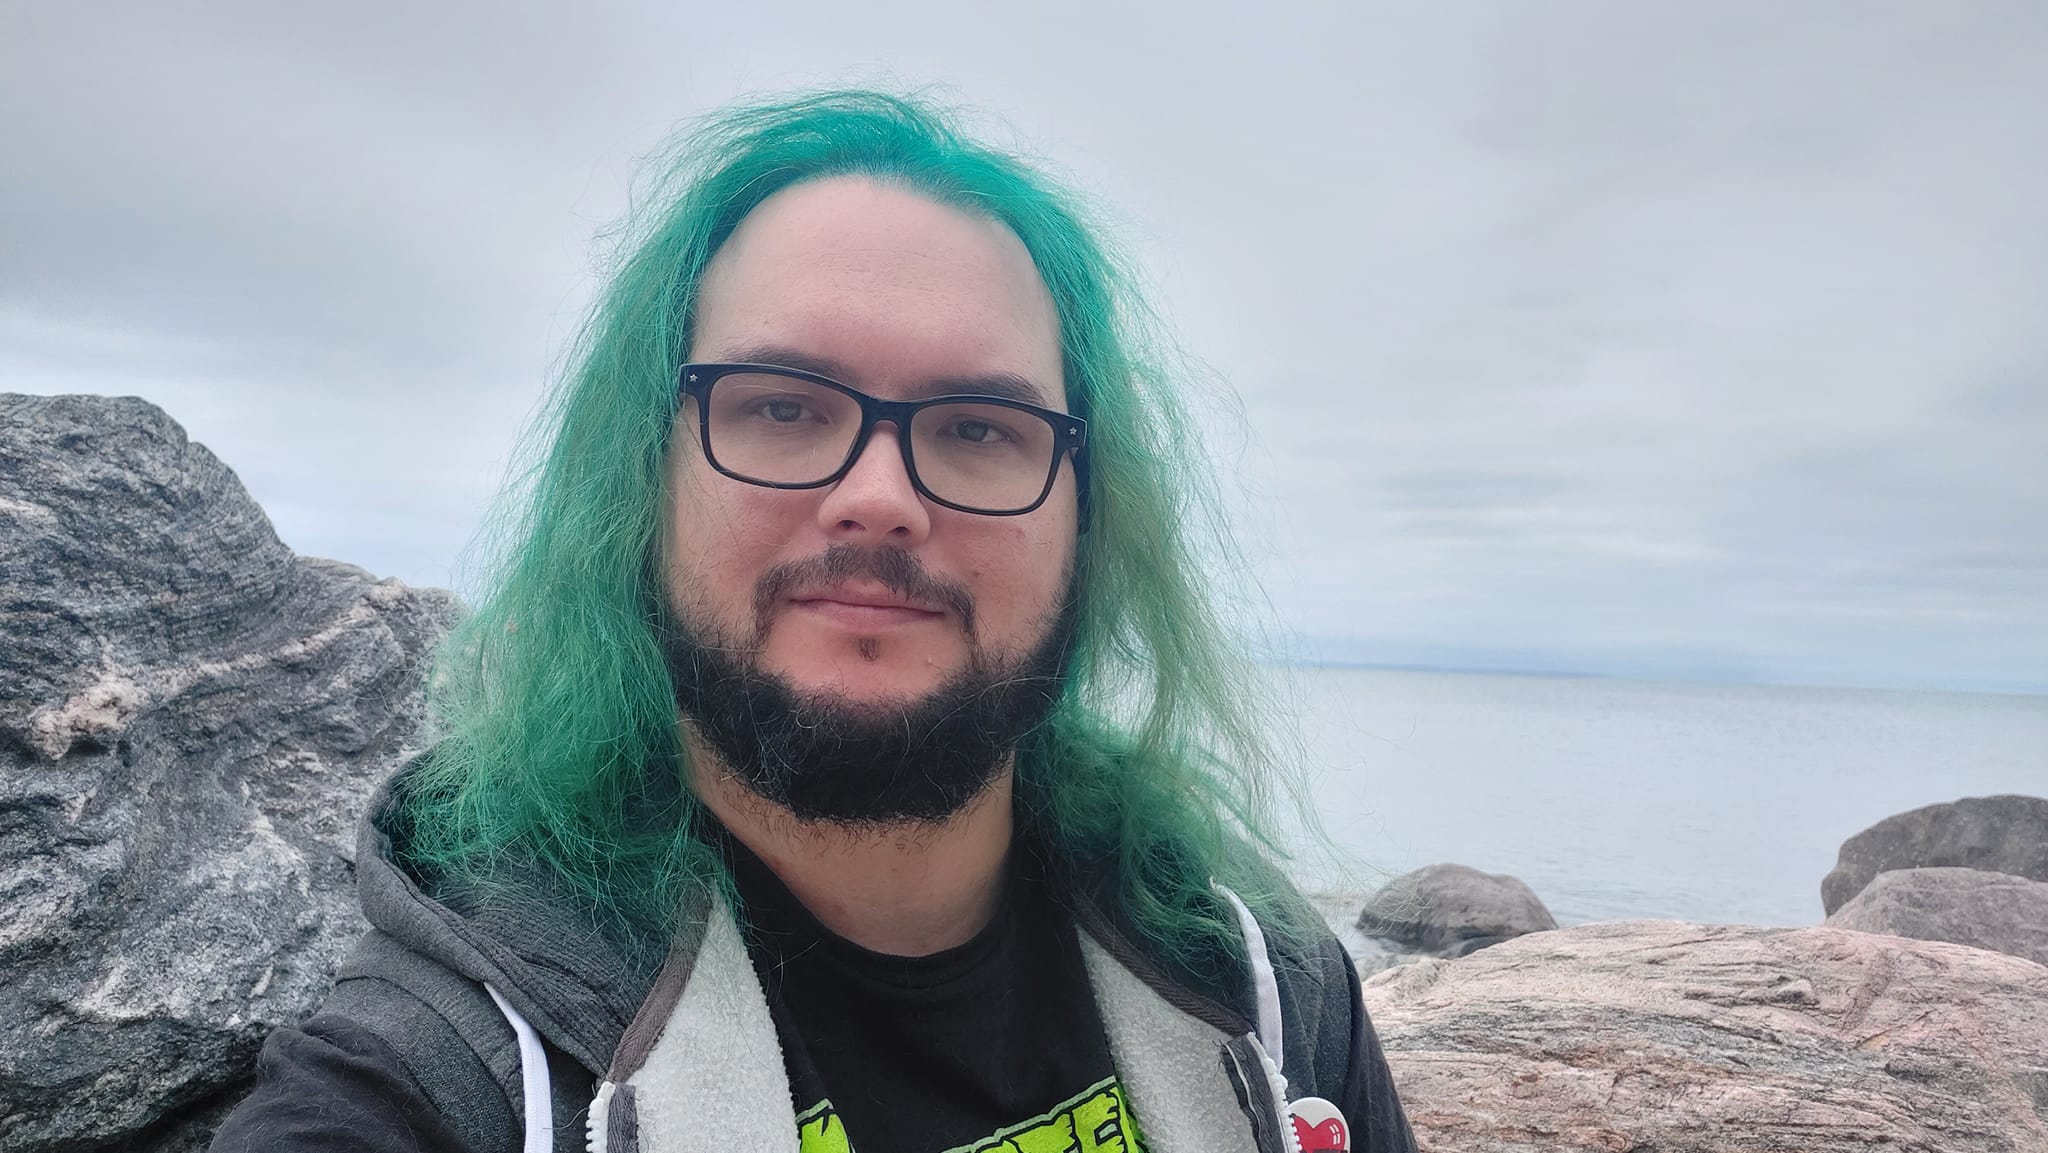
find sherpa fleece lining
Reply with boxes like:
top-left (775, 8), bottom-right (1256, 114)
top-left (1079, 933), bottom-right (1263, 1153)
top-left (551, 899), bottom-right (1268, 1153)
top-left (621, 903), bottom-right (799, 1152)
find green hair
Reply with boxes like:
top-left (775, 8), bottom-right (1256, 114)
top-left (406, 89), bottom-right (1318, 973)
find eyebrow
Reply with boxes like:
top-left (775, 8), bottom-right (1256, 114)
top-left (711, 342), bottom-right (1056, 408)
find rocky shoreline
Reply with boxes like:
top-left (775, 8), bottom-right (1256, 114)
top-left (1362, 919), bottom-right (2048, 1152)
top-left (1335, 794), bottom-right (2048, 1149)
top-left (3, 394), bottom-right (2044, 1152)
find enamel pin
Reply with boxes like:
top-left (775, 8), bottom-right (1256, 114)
top-left (1288, 1095), bottom-right (1349, 1153)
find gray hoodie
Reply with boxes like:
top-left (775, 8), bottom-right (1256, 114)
top-left (212, 765), bottom-right (1415, 1153)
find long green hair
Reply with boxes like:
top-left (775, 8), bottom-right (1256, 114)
top-left (407, 89), bottom-right (1317, 973)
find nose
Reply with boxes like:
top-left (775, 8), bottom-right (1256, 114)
top-left (815, 422), bottom-right (931, 544)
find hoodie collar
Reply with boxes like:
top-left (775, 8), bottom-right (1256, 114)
top-left (355, 757), bottom-right (1257, 1076)
top-left (355, 765), bottom-right (671, 1073)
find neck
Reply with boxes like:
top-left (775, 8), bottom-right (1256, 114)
top-left (687, 740), bottom-right (1015, 957)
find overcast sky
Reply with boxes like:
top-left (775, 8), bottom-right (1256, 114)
top-left (5, 1), bottom-right (2044, 694)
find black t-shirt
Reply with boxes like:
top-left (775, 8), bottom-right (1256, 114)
top-left (723, 835), bottom-right (1143, 1153)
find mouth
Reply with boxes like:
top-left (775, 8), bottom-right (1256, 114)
top-left (787, 583), bottom-right (948, 630)
top-left (750, 545), bottom-right (978, 643)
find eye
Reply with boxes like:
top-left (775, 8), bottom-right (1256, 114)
top-left (950, 418), bottom-right (1013, 444)
top-left (736, 394), bottom-right (822, 424)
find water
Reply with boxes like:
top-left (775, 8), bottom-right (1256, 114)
top-left (1275, 667), bottom-right (2047, 931)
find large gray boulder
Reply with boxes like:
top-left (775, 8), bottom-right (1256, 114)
top-left (1357, 863), bottom-right (1558, 956)
top-left (0, 395), bottom-right (459, 1153)
top-left (1363, 920), bottom-right (2048, 1153)
top-left (1821, 794), bottom-right (2048, 914)
top-left (1826, 866), bottom-right (2048, 968)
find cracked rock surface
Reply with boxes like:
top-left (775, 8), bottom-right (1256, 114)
top-left (1363, 920), bottom-right (2048, 1153)
top-left (0, 394), bottom-right (459, 1153)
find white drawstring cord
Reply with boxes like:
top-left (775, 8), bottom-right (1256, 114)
top-left (1213, 884), bottom-right (1285, 1075)
top-left (1213, 883), bottom-right (1301, 1151)
top-left (485, 982), bottom-right (555, 1153)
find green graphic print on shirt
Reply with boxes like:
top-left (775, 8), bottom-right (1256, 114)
top-left (796, 1077), bottom-right (1145, 1153)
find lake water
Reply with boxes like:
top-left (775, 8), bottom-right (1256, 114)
top-left (1274, 667), bottom-right (2047, 932)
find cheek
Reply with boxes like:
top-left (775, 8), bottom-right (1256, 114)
top-left (959, 519), bottom-right (1075, 635)
top-left (666, 463), bottom-right (802, 620)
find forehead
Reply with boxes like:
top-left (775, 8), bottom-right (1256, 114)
top-left (691, 177), bottom-right (1066, 409)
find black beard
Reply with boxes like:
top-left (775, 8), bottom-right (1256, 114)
top-left (659, 546), bottom-right (1074, 829)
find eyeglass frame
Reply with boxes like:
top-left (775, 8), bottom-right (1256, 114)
top-left (677, 362), bottom-right (1092, 524)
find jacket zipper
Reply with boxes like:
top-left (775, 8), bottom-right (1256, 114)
top-left (1222, 1035), bottom-right (1290, 1153)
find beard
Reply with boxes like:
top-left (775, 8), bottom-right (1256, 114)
top-left (658, 543), bottom-right (1075, 829)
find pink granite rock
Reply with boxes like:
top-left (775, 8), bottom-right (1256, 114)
top-left (1362, 919), bottom-right (2048, 1153)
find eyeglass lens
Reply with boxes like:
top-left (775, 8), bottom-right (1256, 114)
top-left (701, 372), bottom-right (1060, 513)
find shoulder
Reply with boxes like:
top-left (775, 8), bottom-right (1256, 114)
top-left (320, 932), bottom-right (527, 1145)
top-left (1267, 930), bottom-right (1415, 1153)
top-left (214, 930), bottom-right (596, 1153)
top-left (1052, 834), bottom-right (1416, 1150)
top-left (1245, 904), bottom-right (1414, 1153)
top-left (209, 1014), bottom-right (477, 1153)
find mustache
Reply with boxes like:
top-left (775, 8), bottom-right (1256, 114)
top-left (751, 544), bottom-right (977, 643)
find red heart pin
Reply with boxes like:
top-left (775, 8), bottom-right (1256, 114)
top-left (1288, 1095), bottom-right (1349, 1153)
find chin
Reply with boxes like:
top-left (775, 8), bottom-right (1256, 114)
top-left (767, 656), bottom-right (958, 706)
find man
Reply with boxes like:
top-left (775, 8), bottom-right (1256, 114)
top-left (213, 91), bottom-right (1415, 1153)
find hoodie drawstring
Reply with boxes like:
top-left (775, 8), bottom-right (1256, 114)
top-left (485, 982), bottom-right (555, 1153)
top-left (1213, 884), bottom-right (1301, 1151)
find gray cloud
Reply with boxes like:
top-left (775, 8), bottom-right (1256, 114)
top-left (3, 1), bottom-right (2043, 691)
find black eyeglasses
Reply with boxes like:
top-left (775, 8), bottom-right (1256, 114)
top-left (678, 363), bottom-right (1090, 519)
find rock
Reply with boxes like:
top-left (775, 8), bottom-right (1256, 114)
top-left (1826, 867), bottom-right (2048, 968)
top-left (1363, 920), bottom-right (2048, 1153)
top-left (1347, 935), bottom-right (1431, 979)
top-left (1821, 794), bottom-right (2048, 915)
top-left (1353, 947), bottom-right (1431, 979)
top-left (0, 395), bottom-right (459, 1153)
top-left (1358, 863), bottom-right (1558, 955)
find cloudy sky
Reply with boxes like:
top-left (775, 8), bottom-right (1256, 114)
top-left (5, 2), bottom-right (2044, 694)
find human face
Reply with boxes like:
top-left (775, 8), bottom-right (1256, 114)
top-left (666, 177), bottom-right (1079, 705)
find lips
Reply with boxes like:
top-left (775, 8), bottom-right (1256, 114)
top-left (752, 544), bottom-right (978, 641)
top-left (787, 583), bottom-right (946, 627)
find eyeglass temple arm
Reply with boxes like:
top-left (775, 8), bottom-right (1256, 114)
top-left (1073, 447), bottom-right (1092, 535)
